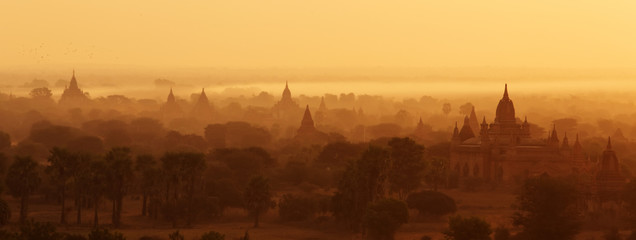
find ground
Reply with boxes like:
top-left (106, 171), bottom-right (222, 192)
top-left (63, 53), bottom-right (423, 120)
top-left (0, 189), bottom-right (616, 239)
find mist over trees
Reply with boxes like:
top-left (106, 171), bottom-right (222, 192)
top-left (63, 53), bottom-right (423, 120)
top-left (0, 78), bottom-right (635, 239)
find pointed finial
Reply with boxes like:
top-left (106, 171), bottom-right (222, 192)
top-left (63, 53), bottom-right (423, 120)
top-left (503, 84), bottom-right (509, 99)
top-left (73, 69), bottom-right (75, 77)
top-left (305, 104), bottom-right (309, 110)
top-left (607, 137), bottom-right (612, 149)
top-left (455, 121), bottom-right (458, 128)
top-left (524, 116), bottom-right (528, 123)
top-left (286, 81), bottom-right (289, 88)
top-left (482, 116), bottom-right (487, 124)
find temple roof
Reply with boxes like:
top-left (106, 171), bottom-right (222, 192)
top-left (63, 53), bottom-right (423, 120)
top-left (495, 84), bottom-right (516, 123)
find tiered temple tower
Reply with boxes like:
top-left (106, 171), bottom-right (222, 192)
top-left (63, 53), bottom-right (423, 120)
top-left (272, 81), bottom-right (301, 120)
top-left (59, 70), bottom-right (89, 106)
top-left (191, 88), bottom-right (214, 120)
top-left (161, 88), bottom-right (184, 119)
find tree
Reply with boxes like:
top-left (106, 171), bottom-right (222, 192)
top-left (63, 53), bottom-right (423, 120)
top-left (18, 220), bottom-right (64, 240)
top-left (29, 87), bottom-right (53, 100)
top-left (104, 147), bottom-right (134, 228)
top-left (278, 194), bottom-right (317, 221)
top-left (387, 138), bottom-right (425, 199)
top-left (442, 103), bottom-right (451, 116)
top-left (160, 152), bottom-right (207, 227)
top-left (87, 160), bottom-right (108, 228)
top-left (135, 155), bottom-right (156, 216)
top-left (46, 147), bottom-right (77, 224)
top-left (211, 147), bottom-right (276, 186)
top-left (424, 157), bottom-right (446, 191)
top-left (493, 226), bottom-right (511, 240)
top-left (512, 176), bottom-right (580, 240)
top-left (244, 175), bottom-right (275, 227)
top-left (603, 228), bottom-right (621, 240)
top-left (332, 146), bottom-right (391, 231)
top-left (406, 190), bottom-right (456, 217)
top-left (443, 215), bottom-right (492, 240)
top-left (0, 198), bottom-right (10, 227)
top-left (458, 102), bottom-right (474, 115)
top-left (363, 198), bottom-right (409, 240)
top-left (6, 156), bottom-right (41, 224)
top-left (71, 153), bottom-right (91, 225)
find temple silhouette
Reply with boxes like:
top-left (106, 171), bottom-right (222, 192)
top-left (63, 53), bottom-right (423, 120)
top-left (450, 85), bottom-right (625, 212)
top-left (59, 70), bottom-right (89, 106)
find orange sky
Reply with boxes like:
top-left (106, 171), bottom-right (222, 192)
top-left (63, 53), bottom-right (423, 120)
top-left (1, 1), bottom-right (636, 69)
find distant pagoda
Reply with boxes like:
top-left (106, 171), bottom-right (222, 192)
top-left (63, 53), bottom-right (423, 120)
top-left (272, 81), bottom-right (301, 120)
top-left (295, 105), bottom-right (328, 144)
top-left (161, 88), bottom-right (184, 118)
top-left (59, 70), bottom-right (89, 106)
top-left (191, 88), bottom-right (214, 120)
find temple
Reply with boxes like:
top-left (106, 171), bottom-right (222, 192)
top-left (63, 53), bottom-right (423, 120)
top-left (294, 105), bottom-right (328, 144)
top-left (272, 81), bottom-right (301, 121)
top-left (59, 70), bottom-right (89, 106)
top-left (450, 84), bottom-right (589, 182)
top-left (161, 88), bottom-right (184, 119)
top-left (191, 88), bottom-right (214, 120)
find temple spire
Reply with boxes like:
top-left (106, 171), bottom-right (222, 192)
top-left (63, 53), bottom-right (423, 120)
top-left (607, 137), bottom-right (612, 150)
top-left (503, 83), bottom-right (509, 100)
top-left (69, 70), bottom-right (79, 90)
top-left (167, 88), bottom-right (175, 103)
top-left (562, 132), bottom-right (570, 148)
top-left (298, 105), bottom-right (316, 133)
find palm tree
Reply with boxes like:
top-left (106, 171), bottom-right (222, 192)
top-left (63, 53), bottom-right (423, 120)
top-left (104, 147), bottom-right (134, 228)
top-left (88, 160), bottom-right (108, 228)
top-left (244, 175), bottom-right (274, 227)
top-left (6, 156), bottom-right (41, 224)
top-left (46, 147), bottom-right (77, 224)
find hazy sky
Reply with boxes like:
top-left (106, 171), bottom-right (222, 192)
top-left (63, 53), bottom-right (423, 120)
top-left (1, 1), bottom-right (636, 69)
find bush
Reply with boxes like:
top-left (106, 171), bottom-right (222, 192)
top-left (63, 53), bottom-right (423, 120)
top-left (168, 231), bottom-right (184, 240)
top-left (278, 194), bottom-right (317, 221)
top-left (200, 231), bottom-right (225, 240)
top-left (603, 228), bottom-right (621, 240)
top-left (406, 190), bottom-right (456, 217)
top-left (19, 221), bottom-right (64, 240)
top-left (363, 199), bottom-right (409, 240)
top-left (494, 226), bottom-right (511, 240)
top-left (443, 215), bottom-right (491, 240)
top-left (88, 229), bottom-right (126, 240)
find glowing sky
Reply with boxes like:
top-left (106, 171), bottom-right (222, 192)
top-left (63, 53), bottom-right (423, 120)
top-left (2, 0), bottom-right (636, 69)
